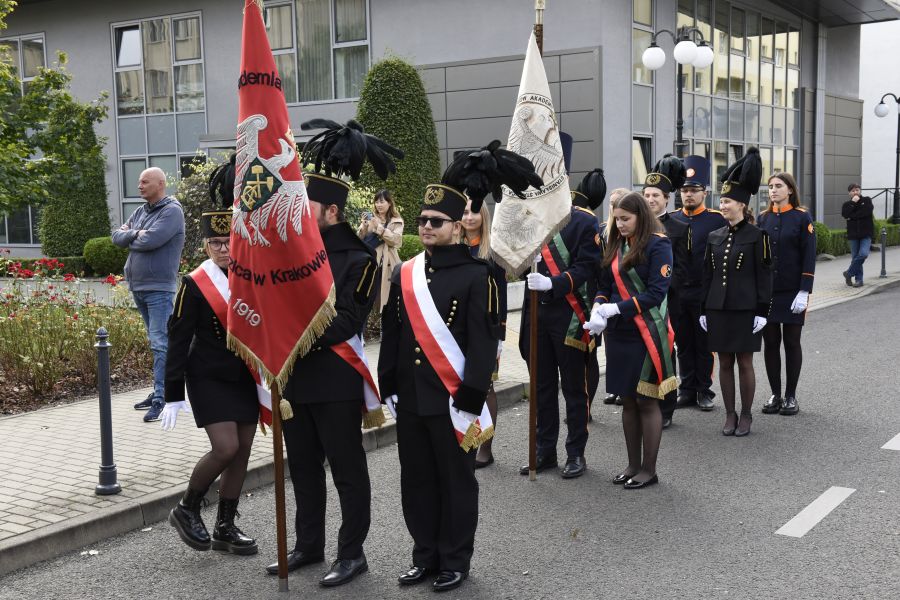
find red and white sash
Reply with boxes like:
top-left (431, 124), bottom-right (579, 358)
top-left (190, 260), bottom-right (272, 427)
top-left (400, 252), bottom-right (494, 451)
top-left (330, 336), bottom-right (385, 429)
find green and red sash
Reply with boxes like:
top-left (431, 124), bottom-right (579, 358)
top-left (540, 234), bottom-right (595, 352)
top-left (611, 248), bottom-right (677, 399)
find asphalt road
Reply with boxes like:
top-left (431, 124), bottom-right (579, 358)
top-left (2, 286), bottom-right (899, 600)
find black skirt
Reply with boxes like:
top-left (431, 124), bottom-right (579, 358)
top-left (768, 290), bottom-right (806, 325)
top-left (707, 309), bottom-right (762, 353)
top-left (604, 326), bottom-right (651, 398)
top-left (186, 376), bottom-right (259, 428)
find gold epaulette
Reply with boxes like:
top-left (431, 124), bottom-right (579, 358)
top-left (574, 206), bottom-right (595, 216)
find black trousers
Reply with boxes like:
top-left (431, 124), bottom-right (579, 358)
top-left (520, 325), bottom-right (590, 459)
top-left (586, 346), bottom-right (600, 406)
top-left (283, 400), bottom-right (371, 560)
top-left (673, 296), bottom-right (715, 397)
top-left (397, 410), bottom-right (478, 573)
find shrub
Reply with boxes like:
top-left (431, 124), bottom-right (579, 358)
top-left (828, 229), bottom-right (849, 256)
top-left (873, 219), bottom-right (900, 247)
top-left (398, 234), bottom-right (425, 260)
top-left (84, 237), bottom-right (128, 275)
top-left (346, 184), bottom-right (379, 232)
top-left (1, 255), bottom-right (87, 277)
top-left (175, 153), bottom-right (223, 271)
top-left (355, 56), bottom-right (441, 234)
top-left (813, 221), bottom-right (831, 255)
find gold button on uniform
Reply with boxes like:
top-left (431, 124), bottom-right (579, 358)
top-left (414, 347), bottom-right (421, 353)
top-left (414, 359), bottom-right (421, 366)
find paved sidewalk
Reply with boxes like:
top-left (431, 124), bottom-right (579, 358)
top-left (1, 246), bottom-right (897, 577)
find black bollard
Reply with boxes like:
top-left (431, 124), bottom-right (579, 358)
top-left (95, 327), bottom-right (121, 495)
top-left (880, 226), bottom-right (888, 279)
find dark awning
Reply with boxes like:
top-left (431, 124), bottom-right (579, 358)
top-left (770, 0), bottom-right (900, 26)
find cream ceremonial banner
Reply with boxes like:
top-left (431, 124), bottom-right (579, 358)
top-left (491, 31), bottom-right (571, 276)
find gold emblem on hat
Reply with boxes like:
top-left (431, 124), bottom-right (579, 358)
top-left (211, 214), bottom-right (231, 235)
top-left (424, 186), bottom-right (445, 205)
top-left (721, 181), bottom-right (733, 194)
top-left (646, 173), bottom-right (661, 186)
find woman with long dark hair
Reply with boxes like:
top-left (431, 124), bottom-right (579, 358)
top-left (756, 172), bottom-right (815, 416)
top-left (357, 188), bottom-right (404, 312)
top-left (585, 192), bottom-right (675, 489)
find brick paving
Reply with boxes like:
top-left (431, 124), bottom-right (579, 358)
top-left (0, 246), bottom-right (897, 573)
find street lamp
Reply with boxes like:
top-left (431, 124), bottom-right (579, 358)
top-left (874, 93), bottom-right (900, 224)
top-left (642, 26), bottom-right (714, 158)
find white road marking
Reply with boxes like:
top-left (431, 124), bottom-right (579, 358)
top-left (881, 432), bottom-right (900, 450)
top-left (775, 486), bottom-right (856, 538)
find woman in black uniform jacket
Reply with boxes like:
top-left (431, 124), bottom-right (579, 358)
top-left (461, 198), bottom-right (506, 468)
top-left (700, 148), bottom-right (772, 437)
top-left (161, 160), bottom-right (260, 555)
top-left (586, 192), bottom-right (675, 489)
top-left (757, 172), bottom-right (816, 416)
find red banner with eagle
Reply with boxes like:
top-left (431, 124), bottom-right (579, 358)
top-left (227, 0), bottom-right (336, 391)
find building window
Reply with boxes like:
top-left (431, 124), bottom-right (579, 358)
top-left (632, 137), bottom-right (652, 186)
top-left (112, 13), bottom-right (207, 219)
top-left (0, 33), bottom-right (47, 245)
top-left (632, 1), bottom-right (654, 184)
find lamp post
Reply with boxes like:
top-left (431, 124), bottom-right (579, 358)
top-left (641, 26), bottom-right (714, 158)
top-left (874, 93), bottom-right (900, 224)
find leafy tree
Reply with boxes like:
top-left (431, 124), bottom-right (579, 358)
top-left (355, 56), bottom-right (441, 233)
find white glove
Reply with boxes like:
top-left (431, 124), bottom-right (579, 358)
top-left (160, 401), bottom-right (191, 431)
top-left (526, 272), bottom-right (553, 291)
top-left (752, 316), bottom-right (768, 334)
top-left (790, 291), bottom-right (809, 314)
top-left (598, 303), bottom-right (620, 319)
top-left (583, 302), bottom-right (607, 335)
top-left (533, 253), bottom-right (542, 265)
top-left (496, 341), bottom-right (503, 360)
top-left (384, 394), bottom-right (398, 419)
top-left (699, 315), bottom-right (707, 332)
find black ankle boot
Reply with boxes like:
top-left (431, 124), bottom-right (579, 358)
top-left (212, 497), bottom-right (258, 555)
top-left (169, 487), bottom-right (211, 551)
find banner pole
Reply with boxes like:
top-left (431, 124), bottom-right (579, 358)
top-left (271, 383), bottom-right (290, 593)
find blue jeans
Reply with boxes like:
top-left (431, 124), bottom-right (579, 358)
top-left (848, 237), bottom-right (871, 283)
top-left (132, 290), bottom-right (176, 402)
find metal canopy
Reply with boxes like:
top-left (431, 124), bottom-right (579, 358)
top-left (771, 0), bottom-right (900, 26)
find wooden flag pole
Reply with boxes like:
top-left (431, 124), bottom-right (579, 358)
top-left (528, 0), bottom-right (546, 482)
top-left (270, 383), bottom-right (290, 592)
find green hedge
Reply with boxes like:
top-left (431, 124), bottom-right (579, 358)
top-left (815, 220), bottom-right (900, 256)
top-left (874, 219), bottom-right (900, 246)
top-left (83, 237), bottom-right (128, 275)
top-left (398, 234), bottom-right (425, 261)
top-left (3, 255), bottom-right (88, 276)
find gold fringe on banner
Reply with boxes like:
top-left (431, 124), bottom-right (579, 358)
top-left (279, 398), bottom-right (294, 421)
top-left (636, 375), bottom-right (679, 400)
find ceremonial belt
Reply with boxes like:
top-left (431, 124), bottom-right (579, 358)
top-left (610, 249), bottom-right (677, 399)
top-left (190, 260), bottom-right (273, 427)
top-left (399, 252), bottom-right (494, 451)
top-left (540, 234), bottom-right (595, 352)
top-left (329, 336), bottom-right (385, 429)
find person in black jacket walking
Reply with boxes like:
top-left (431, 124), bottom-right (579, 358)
top-left (841, 183), bottom-right (875, 287)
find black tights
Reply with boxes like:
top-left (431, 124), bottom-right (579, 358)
top-left (620, 395), bottom-right (662, 482)
top-left (718, 352), bottom-right (755, 416)
top-left (188, 421), bottom-right (257, 499)
top-left (763, 324), bottom-right (803, 398)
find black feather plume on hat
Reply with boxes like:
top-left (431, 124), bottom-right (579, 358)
top-left (574, 168), bottom-right (607, 210)
top-left (656, 154), bottom-right (686, 191)
top-left (299, 119), bottom-right (404, 181)
top-left (440, 140), bottom-right (544, 212)
top-left (208, 152), bottom-right (236, 209)
top-left (720, 147), bottom-right (762, 202)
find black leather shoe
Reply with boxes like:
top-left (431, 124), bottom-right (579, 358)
top-left (168, 487), bottom-right (210, 551)
top-left (696, 393), bottom-right (714, 411)
top-left (780, 396), bottom-right (799, 415)
top-left (675, 392), bottom-right (697, 409)
top-left (842, 270), bottom-right (853, 286)
top-left (613, 471), bottom-right (637, 485)
top-left (432, 570), bottom-right (467, 592)
top-left (615, 395), bottom-right (623, 405)
top-left (602, 393), bottom-right (617, 405)
top-left (320, 554), bottom-right (368, 587)
top-left (761, 395), bottom-right (782, 414)
top-left (519, 454), bottom-right (557, 475)
top-left (662, 416), bottom-right (672, 429)
top-left (561, 456), bottom-right (586, 479)
top-left (473, 456), bottom-right (494, 469)
top-left (398, 565), bottom-right (434, 586)
top-left (265, 550), bottom-right (325, 575)
top-left (624, 474), bottom-right (658, 489)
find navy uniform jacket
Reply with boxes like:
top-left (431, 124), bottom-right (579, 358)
top-left (757, 205), bottom-right (816, 294)
top-left (282, 221), bottom-right (379, 405)
top-left (657, 212), bottom-right (689, 314)
top-left (702, 220), bottom-right (773, 316)
top-left (670, 205), bottom-right (728, 302)
top-left (595, 233), bottom-right (673, 333)
top-left (378, 244), bottom-right (500, 417)
top-left (520, 207), bottom-right (602, 339)
top-left (468, 242), bottom-right (508, 340)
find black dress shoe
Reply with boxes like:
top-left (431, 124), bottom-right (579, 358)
top-left (842, 270), bottom-right (853, 286)
top-left (761, 395), bottom-right (782, 414)
top-left (519, 454), bottom-right (558, 475)
top-left (561, 456), bottom-right (586, 479)
top-left (398, 565), bottom-right (434, 586)
top-left (696, 394), bottom-right (714, 411)
top-left (779, 396), bottom-right (799, 415)
top-left (320, 554), bottom-right (368, 587)
top-left (602, 393), bottom-right (618, 405)
top-left (615, 395), bottom-right (623, 405)
top-left (265, 550), bottom-right (325, 575)
top-left (624, 474), bottom-right (658, 489)
top-left (675, 392), bottom-right (697, 409)
top-left (613, 471), bottom-right (637, 485)
top-left (662, 416), bottom-right (672, 429)
top-left (432, 570), bottom-right (467, 592)
top-left (473, 456), bottom-right (494, 469)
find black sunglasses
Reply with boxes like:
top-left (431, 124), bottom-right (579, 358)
top-left (415, 216), bottom-right (454, 228)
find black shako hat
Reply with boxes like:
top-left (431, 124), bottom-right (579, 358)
top-left (643, 154), bottom-right (686, 196)
top-left (429, 139), bottom-right (543, 221)
top-left (682, 154), bottom-right (710, 188)
top-left (572, 168), bottom-right (607, 211)
top-left (204, 153), bottom-right (236, 238)
top-left (720, 147), bottom-right (762, 204)
top-left (299, 118), bottom-right (404, 210)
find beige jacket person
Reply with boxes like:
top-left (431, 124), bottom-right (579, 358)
top-left (357, 215), bottom-right (404, 311)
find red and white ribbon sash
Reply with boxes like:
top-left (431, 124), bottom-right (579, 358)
top-left (400, 252), bottom-right (493, 450)
top-left (330, 335), bottom-right (381, 416)
top-left (191, 260), bottom-right (272, 426)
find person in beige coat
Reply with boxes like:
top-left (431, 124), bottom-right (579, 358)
top-left (357, 189), bottom-right (404, 311)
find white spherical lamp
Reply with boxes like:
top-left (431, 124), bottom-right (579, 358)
top-left (673, 40), bottom-right (698, 65)
top-left (874, 102), bottom-right (890, 118)
top-left (642, 44), bottom-right (666, 70)
top-left (692, 43), bottom-right (715, 68)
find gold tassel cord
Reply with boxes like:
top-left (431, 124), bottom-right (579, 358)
top-left (279, 398), bottom-right (294, 421)
top-left (362, 408), bottom-right (386, 430)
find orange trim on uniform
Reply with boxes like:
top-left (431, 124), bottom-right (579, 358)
top-left (564, 271), bottom-right (574, 293)
top-left (632, 297), bottom-right (642, 314)
top-left (467, 235), bottom-right (481, 246)
top-left (802, 272), bottom-right (815, 277)
top-left (682, 205), bottom-right (707, 216)
top-left (771, 203), bottom-right (794, 214)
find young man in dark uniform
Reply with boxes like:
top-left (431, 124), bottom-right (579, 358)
top-left (642, 156), bottom-right (689, 427)
top-left (671, 156), bottom-right (727, 412)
